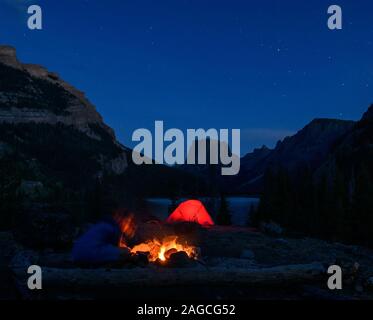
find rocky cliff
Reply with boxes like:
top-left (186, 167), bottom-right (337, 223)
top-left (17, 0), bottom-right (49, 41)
top-left (0, 45), bottom-right (128, 178)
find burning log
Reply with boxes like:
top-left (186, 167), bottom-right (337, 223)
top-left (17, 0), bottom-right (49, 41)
top-left (12, 262), bottom-right (326, 289)
top-left (128, 235), bottom-right (198, 263)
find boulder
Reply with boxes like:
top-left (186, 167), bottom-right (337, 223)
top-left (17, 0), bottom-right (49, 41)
top-left (168, 251), bottom-right (192, 268)
top-left (14, 205), bottom-right (77, 249)
top-left (366, 277), bottom-right (373, 291)
top-left (18, 180), bottom-right (45, 199)
top-left (240, 249), bottom-right (255, 260)
top-left (260, 221), bottom-right (284, 236)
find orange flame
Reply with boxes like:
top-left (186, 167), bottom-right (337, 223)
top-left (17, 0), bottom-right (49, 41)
top-left (130, 236), bottom-right (197, 262)
top-left (114, 213), bottom-right (136, 248)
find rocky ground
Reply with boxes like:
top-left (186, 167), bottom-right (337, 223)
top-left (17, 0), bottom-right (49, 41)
top-left (0, 232), bottom-right (18, 299)
top-left (2, 225), bottom-right (373, 300)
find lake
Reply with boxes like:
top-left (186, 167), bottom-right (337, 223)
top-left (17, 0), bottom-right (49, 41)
top-left (145, 197), bottom-right (260, 227)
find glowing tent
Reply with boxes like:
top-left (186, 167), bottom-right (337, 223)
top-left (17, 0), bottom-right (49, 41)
top-left (166, 200), bottom-right (214, 226)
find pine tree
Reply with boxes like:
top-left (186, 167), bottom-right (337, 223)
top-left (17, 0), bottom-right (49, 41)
top-left (216, 194), bottom-right (232, 226)
top-left (0, 156), bottom-right (23, 230)
top-left (351, 163), bottom-right (373, 246)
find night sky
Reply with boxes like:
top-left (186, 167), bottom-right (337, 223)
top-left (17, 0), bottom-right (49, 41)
top-left (1, 0), bottom-right (373, 154)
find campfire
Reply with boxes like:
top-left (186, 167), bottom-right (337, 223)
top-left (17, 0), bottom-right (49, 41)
top-left (129, 236), bottom-right (198, 262)
top-left (116, 213), bottom-right (199, 264)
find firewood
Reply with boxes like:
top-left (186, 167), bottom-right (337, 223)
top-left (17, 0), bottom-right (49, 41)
top-left (12, 262), bottom-right (325, 288)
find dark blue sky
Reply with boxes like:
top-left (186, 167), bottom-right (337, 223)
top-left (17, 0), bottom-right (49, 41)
top-left (1, 0), bottom-right (373, 153)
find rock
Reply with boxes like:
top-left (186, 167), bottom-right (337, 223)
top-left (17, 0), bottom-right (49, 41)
top-left (275, 238), bottom-right (290, 246)
top-left (352, 262), bottom-right (360, 274)
top-left (130, 252), bottom-right (149, 267)
top-left (365, 277), bottom-right (373, 290)
top-left (0, 142), bottom-right (11, 157)
top-left (0, 232), bottom-right (19, 300)
top-left (260, 221), bottom-right (284, 236)
top-left (240, 249), bottom-right (255, 260)
top-left (0, 232), bottom-right (18, 260)
top-left (354, 280), bottom-right (364, 293)
top-left (207, 257), bottom-right (256, 268)
top-left (0, 46), bottom-right (21, 68)
top-left (194, 247), bottom-right (202, 260)
top-left (106, 152), bottom-right (128, 175)
top-left (18, 180), bottom-right (45, 199)
top-left (14, 205), bottom-right (77, 249)
top-left (38, 252), bottom-right (74, 268)
top-left (355, 284), bottom-right (364, 293)
top-left (168, 251), bottom-right (192, 268)
top-left (10, 250), bottom-right (38, 269)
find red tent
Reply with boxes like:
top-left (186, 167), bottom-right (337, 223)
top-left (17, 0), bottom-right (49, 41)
top-left (166, 200), bottom-right (214, 226)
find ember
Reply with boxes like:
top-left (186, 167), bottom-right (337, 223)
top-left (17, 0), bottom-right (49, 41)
top-left (129, 236), bottom-right (197, 263)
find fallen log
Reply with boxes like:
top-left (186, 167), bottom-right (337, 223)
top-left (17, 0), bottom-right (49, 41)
top-left (12, 262), bottom-right (325, 289)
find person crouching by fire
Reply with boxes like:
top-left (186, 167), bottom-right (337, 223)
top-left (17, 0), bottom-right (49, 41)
top-left (72, 209), bottom-right (145, 267)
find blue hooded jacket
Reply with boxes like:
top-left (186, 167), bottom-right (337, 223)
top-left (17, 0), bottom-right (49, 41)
top-left (72, 219), bottom-right (122, 266)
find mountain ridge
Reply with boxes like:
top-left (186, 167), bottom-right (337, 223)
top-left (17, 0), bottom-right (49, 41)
top-left (237, 117), bottom-right (356, 194)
